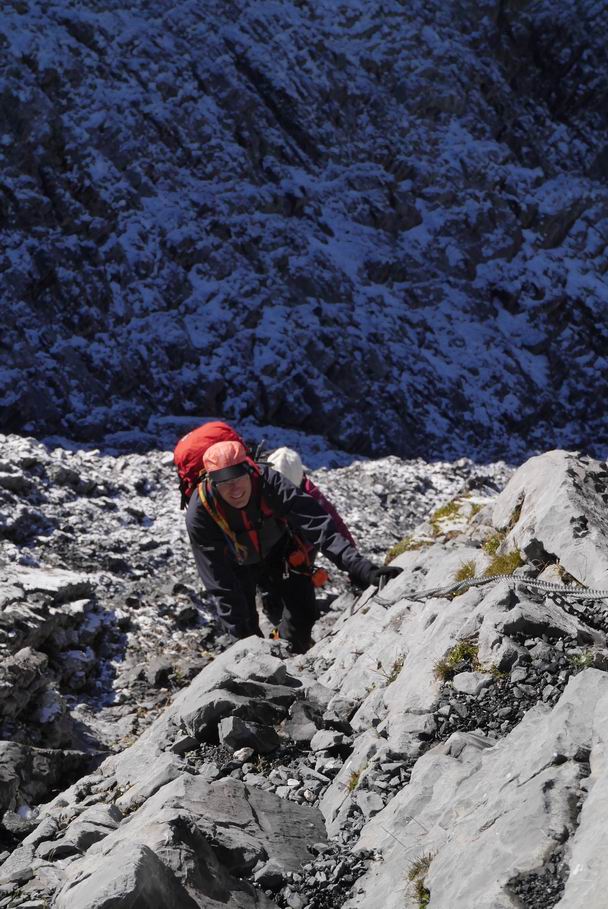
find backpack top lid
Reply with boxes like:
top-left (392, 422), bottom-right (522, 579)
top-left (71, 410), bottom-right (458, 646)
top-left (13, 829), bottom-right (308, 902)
top-left (174, 420), bottom-right (245, 505)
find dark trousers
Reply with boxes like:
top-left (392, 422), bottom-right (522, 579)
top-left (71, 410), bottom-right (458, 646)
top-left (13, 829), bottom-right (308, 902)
top-left (233, 543), bottom-right (316, 653)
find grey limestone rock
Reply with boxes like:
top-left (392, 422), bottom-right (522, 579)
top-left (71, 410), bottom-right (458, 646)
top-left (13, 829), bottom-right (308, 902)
top-left (54, 774), bottom-right (325, 908)
top-left (1, 566), bottom-right (93, 605)
top-left (182, 688), bottom-right (287, 743)
top-left (355, 790), bottom-right (385, 818)
top-left (499, 597), bottom-right (603, 646)
top-left (493, 451), bottom-right (608, 589)
top-left (310, 730), bottom-right (349, 753)
top-left (0, 648), bottom-right (48, 720)
top-left (0, 843), bottom-right (36, 886)
top-left (168, 734), bottom-right (199, 755)
top-left (0, 741), bottom-right (89, 819)
top-left (452, 671), bottom-right (494, 696)
top-left (230, 652), bottom-right (301, 688)
top-left (253, 859), bottom-right (286, 890)
top-left (38, 803), bottom-right (123, 858)
top-left (6, 439), bottom-right (608, 909)
top-left (144, 656), bottom-right (175, 687)
top-left (323, 695), bottom-right (358, 732)
top-left (53, 841), bottom-right (206, 909)
top-left (283, 701), bottom-right (322, 744)
top-left (382, 712), bottom-right (437, 761)
top-left (352, 671), bottom-right (608, 909)
top-left (219, 717), bottom-right (281, 755)
top-left (319, 730), bottom-right (382, 837)
top-left (115, 753), bottom-right (187, 813)
top-left (555, 688), bottom-right (608, 908)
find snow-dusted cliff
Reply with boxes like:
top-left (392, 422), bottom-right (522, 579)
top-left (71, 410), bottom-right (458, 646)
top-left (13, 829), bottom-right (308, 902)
top-left (1, 0), bottom-right (607, 457)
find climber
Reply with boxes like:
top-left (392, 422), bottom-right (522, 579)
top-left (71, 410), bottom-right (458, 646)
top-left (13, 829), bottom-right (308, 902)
top-left (262, 445), bottom-right (360, 621)
top-left (267, 447), bottom-right (357, 546)
top-left (185, 438), bottom-right (402, 653)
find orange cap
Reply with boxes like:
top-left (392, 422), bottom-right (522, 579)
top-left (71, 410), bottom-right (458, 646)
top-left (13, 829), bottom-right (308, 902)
top-left (203, 440), bottom-right (249, 483)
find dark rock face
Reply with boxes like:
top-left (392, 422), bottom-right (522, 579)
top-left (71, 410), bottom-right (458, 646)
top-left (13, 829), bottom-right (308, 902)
top-left (1, 1), bottom-right (607, 457)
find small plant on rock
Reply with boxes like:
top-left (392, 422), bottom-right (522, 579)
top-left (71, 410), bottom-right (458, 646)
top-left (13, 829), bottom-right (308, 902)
top-left (385, 536), bottom-right (430, 564)
top-left (123, 797), bottom-right (145, 816)
top-left (484, 550), bottom-right (523, 576)
top-left (434, 639), bottom-right (481, 681)
top-left (172, 667), bottom-right (188, 688)
top-left (387, 655), bottom-right (405, 684)
top-left (568, 651), bottom-right (594, 670)
top-left (346, 767), bottom-right (363, 791)
top-left (408, 852), bottom-right (434, 907)
top-left (450, 560), bottom-right (477, 597)
top-left (507, 501), bottom-right (523, 530)
top-left (430, 499), bottom-right (461, 535)
top-left (370, 655), bottom-right (405, 685)
top-left (483, 531), bottom-right (505, 555)
top-left (557, 563), bottom-right (578, 585)
top-left (454, 560), bottom-right (476, 583)
top-left (254, 754), bottom-right (270, 773)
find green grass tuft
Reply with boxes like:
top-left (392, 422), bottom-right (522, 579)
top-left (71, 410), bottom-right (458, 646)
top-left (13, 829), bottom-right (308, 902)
top-left (483, 532), bottom-right (505, 556)
top-left (507, 501), bottom-right (523, 530)
top-left (347, 771), bottom-right (359, 791)
top-left (408, 853), bottom-right (434, 908)
top-left (430, 499), bottom-right (462, 536)
top-left (451, 560), bottom-right (477, 597)
top-left (431, 500), bottom-right (461, 522)
top-left (416, 882), bottom-right (431, 908)
top-left (346, 764), bottom-right (367, 792)
top-left (567, 651), bottom-right (594, 670)
top-left (386, 655), bottom-right (405, 684)
top-left (434, 640), bottom-right (481, 680)
top-left (454, 560), bottom-right (476, 582)
top-left (407, 853), bottom-right (434, 882)
top-left (483, 550), bottom-right (523, 576)
top-left (385, 536), bottom-right (430, 564)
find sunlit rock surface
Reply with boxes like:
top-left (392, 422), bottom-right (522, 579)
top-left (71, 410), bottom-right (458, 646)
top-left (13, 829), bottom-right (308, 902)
top-left (3, 439), bottom-right (608, 906)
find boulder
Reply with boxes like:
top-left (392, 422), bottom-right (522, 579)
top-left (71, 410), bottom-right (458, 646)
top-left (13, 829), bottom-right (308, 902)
top-left (218, 717), bottom-right (281, 754)
top-left (492, 451), bottom-right (608, 589)
top-left (353, 671), bottom-right (608, 909)
top-left (283, 701), bottom-right (322, 744)
top-left (54, 775), bottom-right (325, 908)
top-left (0, 741), bottom-right (89, 817)
top-left (452, 671), bottom-right (494, 696)
top-left (1, 566), bottom-right (93, 604)
top-left (556, 688), bottom-right (608, 907)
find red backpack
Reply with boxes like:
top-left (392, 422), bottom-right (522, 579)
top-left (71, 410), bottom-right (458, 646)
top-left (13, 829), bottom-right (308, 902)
top-left (174, 421), bottom-right (246, 509)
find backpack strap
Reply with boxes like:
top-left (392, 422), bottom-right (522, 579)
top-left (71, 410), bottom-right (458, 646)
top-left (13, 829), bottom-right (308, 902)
top-left (196, 466), bottom-right (271, 564)
top-left (197, 467), bottom-right (314, 575)
top-left (197, 478), bottom-right (249, 563)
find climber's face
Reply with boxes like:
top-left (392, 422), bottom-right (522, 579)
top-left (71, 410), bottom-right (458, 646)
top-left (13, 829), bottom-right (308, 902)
top-left (215, 474), bottom-right (252, 509)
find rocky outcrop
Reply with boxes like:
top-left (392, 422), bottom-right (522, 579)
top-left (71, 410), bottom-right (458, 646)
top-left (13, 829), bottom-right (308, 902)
top-left (0, 432), bottom-right (509, 868)
top-left (0, 2), bottom-right (607, 457)
top-left (3, 447), bottom-right (608, 907)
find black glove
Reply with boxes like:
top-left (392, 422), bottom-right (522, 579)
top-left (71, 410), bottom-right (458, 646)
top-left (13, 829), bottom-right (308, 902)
top-left (368, 565), bottom-right (403, 590)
